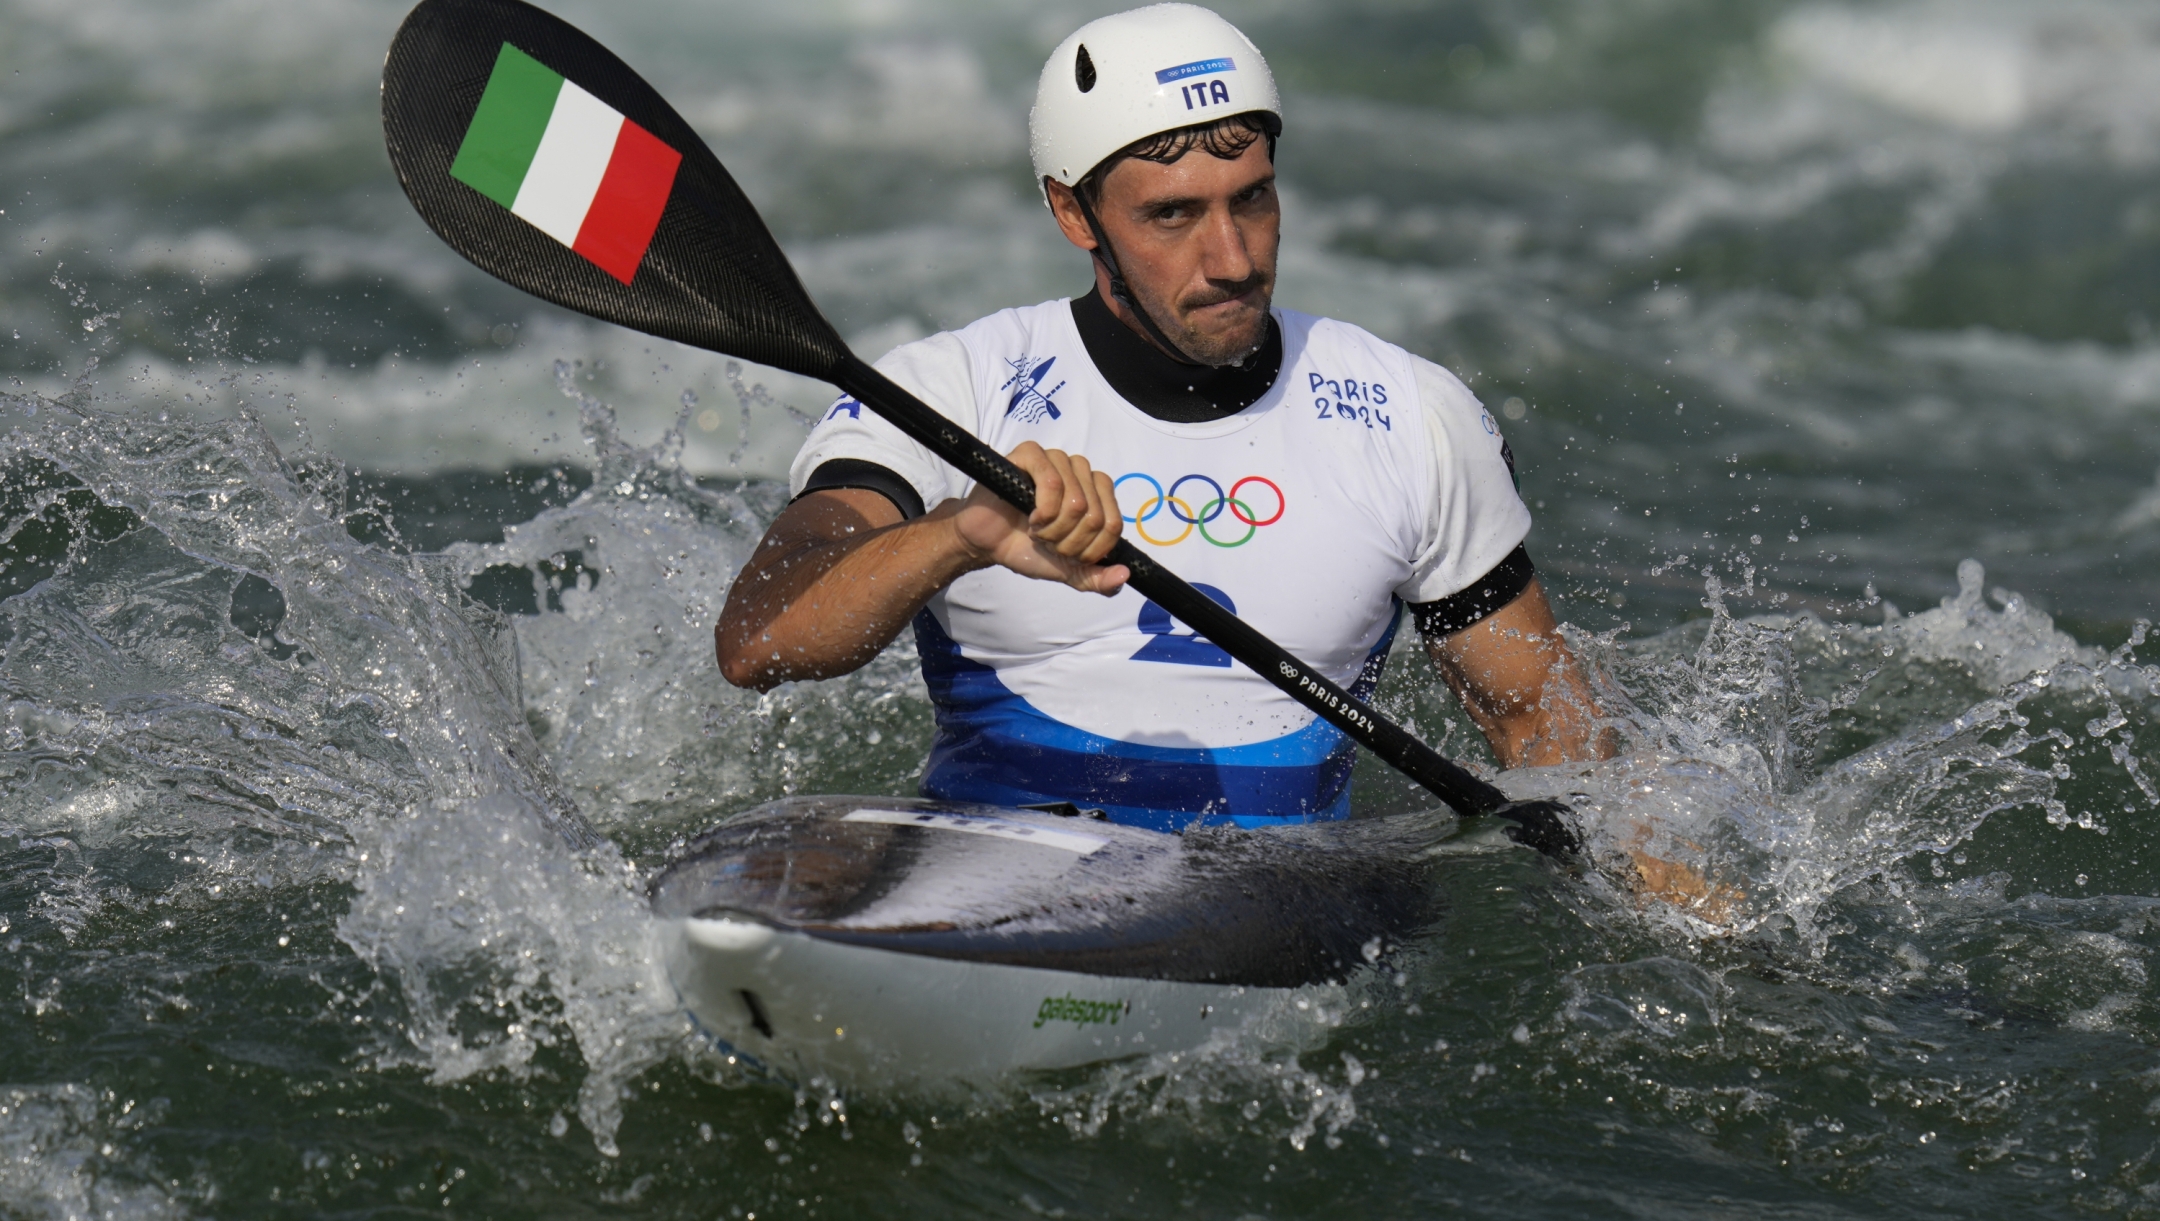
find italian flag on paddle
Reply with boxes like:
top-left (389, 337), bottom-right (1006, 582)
top-left (449, 43), bottom-right (682, 285)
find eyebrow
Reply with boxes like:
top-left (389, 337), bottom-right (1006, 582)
top-left (1131, 172), bottom-right (1276, 214)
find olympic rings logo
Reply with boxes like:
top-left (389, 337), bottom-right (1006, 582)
top-left (1113, 473), bottom-right (1286, 547)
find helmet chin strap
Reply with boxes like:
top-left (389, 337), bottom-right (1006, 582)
top-left (1071, 186), bottom-right (1217, 369)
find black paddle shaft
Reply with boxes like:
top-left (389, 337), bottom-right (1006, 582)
top-left (380, 0), bottom-right (1583, 860)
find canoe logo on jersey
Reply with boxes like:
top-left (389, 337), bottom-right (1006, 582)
top-left (1132, 583), bottom-right (1235, 667)
top-left (449, 44), bottom-right (683, 285)
top-left (1113, 473), bottom-right (1285, 547)
top-left (1001, 355), bottom-right (1066, 422)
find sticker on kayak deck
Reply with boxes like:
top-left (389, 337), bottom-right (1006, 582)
top-left (1034, 994), bottom-right (1128, 1029)
top-left (840, 809), bottom-right (1106, 855)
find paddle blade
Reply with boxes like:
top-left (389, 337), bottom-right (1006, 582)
top-left (381, 0), bottom-right (848, 379)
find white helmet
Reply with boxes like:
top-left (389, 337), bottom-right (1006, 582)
top-left (1029, 4), bottom-right (1281, 196)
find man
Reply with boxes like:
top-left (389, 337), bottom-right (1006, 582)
top-left (716, 4), bottom-right (1607, 832)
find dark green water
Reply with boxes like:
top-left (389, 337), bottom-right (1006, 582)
top-left (4, 0), bottom-right (2160, 1216)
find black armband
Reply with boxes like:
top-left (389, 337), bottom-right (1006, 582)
top-left (1409, 544), bottom-right (1536, 637)
top-left (795, 458), bottom-right (926, 520)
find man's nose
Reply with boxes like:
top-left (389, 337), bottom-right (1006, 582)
top-left (1194, 203), bottom-right (1256, 285)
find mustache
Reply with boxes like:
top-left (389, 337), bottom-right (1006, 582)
top-left (1176, 271), bottom-right (1271, 313)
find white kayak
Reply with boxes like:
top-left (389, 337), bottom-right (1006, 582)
top-left (649, 796), bottom-right (1453, 1086)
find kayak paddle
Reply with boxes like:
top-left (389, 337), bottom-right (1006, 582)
top-left (378, 0), bottom-right (1586, 862)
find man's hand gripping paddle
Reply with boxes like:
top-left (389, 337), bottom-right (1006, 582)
top-left (378, 0), bottom-right (1587, 863)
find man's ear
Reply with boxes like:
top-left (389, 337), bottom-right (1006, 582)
top-left (1044, 178), bottom-right (1100, 253)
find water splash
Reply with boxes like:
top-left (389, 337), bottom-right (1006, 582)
top-left (1020, 981), bottom-right (1366, 1152)
top-left (0, 384), bottom-right (687, 1153)
top-left (1508, 557), bottom-right (2159, 948)
top-left (0, 1084), bottom-right (181, 1221)
top-left (436, 362), bottom-right (927, 843)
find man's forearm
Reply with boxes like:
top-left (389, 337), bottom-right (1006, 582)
top-left (1427, 579), bottom-right (1617, 768)
top-left (716, 495), bottom-right (981, 691)
top-left (717, 446), bottom-right (1129, 692)
top-left (1477, 665), bottom-right (1612, 768)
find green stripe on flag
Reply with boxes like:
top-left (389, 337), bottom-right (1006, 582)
top-left (450, 44), bottom-right (565, 208)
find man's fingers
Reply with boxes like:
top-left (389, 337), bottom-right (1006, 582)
top-left (1075, 468), bottom-right (1124, 564)
top-left (1052, 552), bottom-right (1128, 596)
top-left (1080, 562), bottom-right (1130, 596)
top-left (989, 442), bottom-right (1125, 582)
top-left (1046, 454), bottom-right (1109, 557)
top-left (1033, 449), bottom-right (1088, 541)
top-left (1015, 447), bottom-right (1114, 555)
top-left (1023, 449), bottom-right (1066, 532)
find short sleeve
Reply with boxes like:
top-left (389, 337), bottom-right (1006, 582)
top-left (1394, 356), bottom-right (1534, 603)
top-left (787, 331), bottom-right (976, 510)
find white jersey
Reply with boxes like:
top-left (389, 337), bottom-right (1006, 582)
top-left (791, 300), bottom-right (1531, 831)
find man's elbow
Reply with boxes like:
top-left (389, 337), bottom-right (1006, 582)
top-left (718, 655), bottom-right (772, 692)
top-left (714, 626), bottom-right (776, 692)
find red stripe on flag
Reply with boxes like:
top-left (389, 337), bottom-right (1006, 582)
top-left (571, 119), bottom-right (682, 285)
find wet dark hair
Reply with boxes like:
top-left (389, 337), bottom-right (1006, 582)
top-left (1075, 111), bottom-right (1281, 202)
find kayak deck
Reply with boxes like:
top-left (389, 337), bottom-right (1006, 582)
top-left (649, 796), bottom-right (1454, 1082)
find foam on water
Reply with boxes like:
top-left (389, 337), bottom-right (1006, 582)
top-left (0, 1084), bottom-right (181, 1221)
top-left (0, 380), bottom-right (684, 1154)
top-left (334, 793), bottom-right (683, 1155)
top-left (1030, 1012), bottom-right (1369, 1155)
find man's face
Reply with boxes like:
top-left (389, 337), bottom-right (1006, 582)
top-left (1051, 137), bottom-right (1279, 366)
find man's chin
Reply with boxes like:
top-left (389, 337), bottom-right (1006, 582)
top-left (1173, 305), bottom-right (1272, 367)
